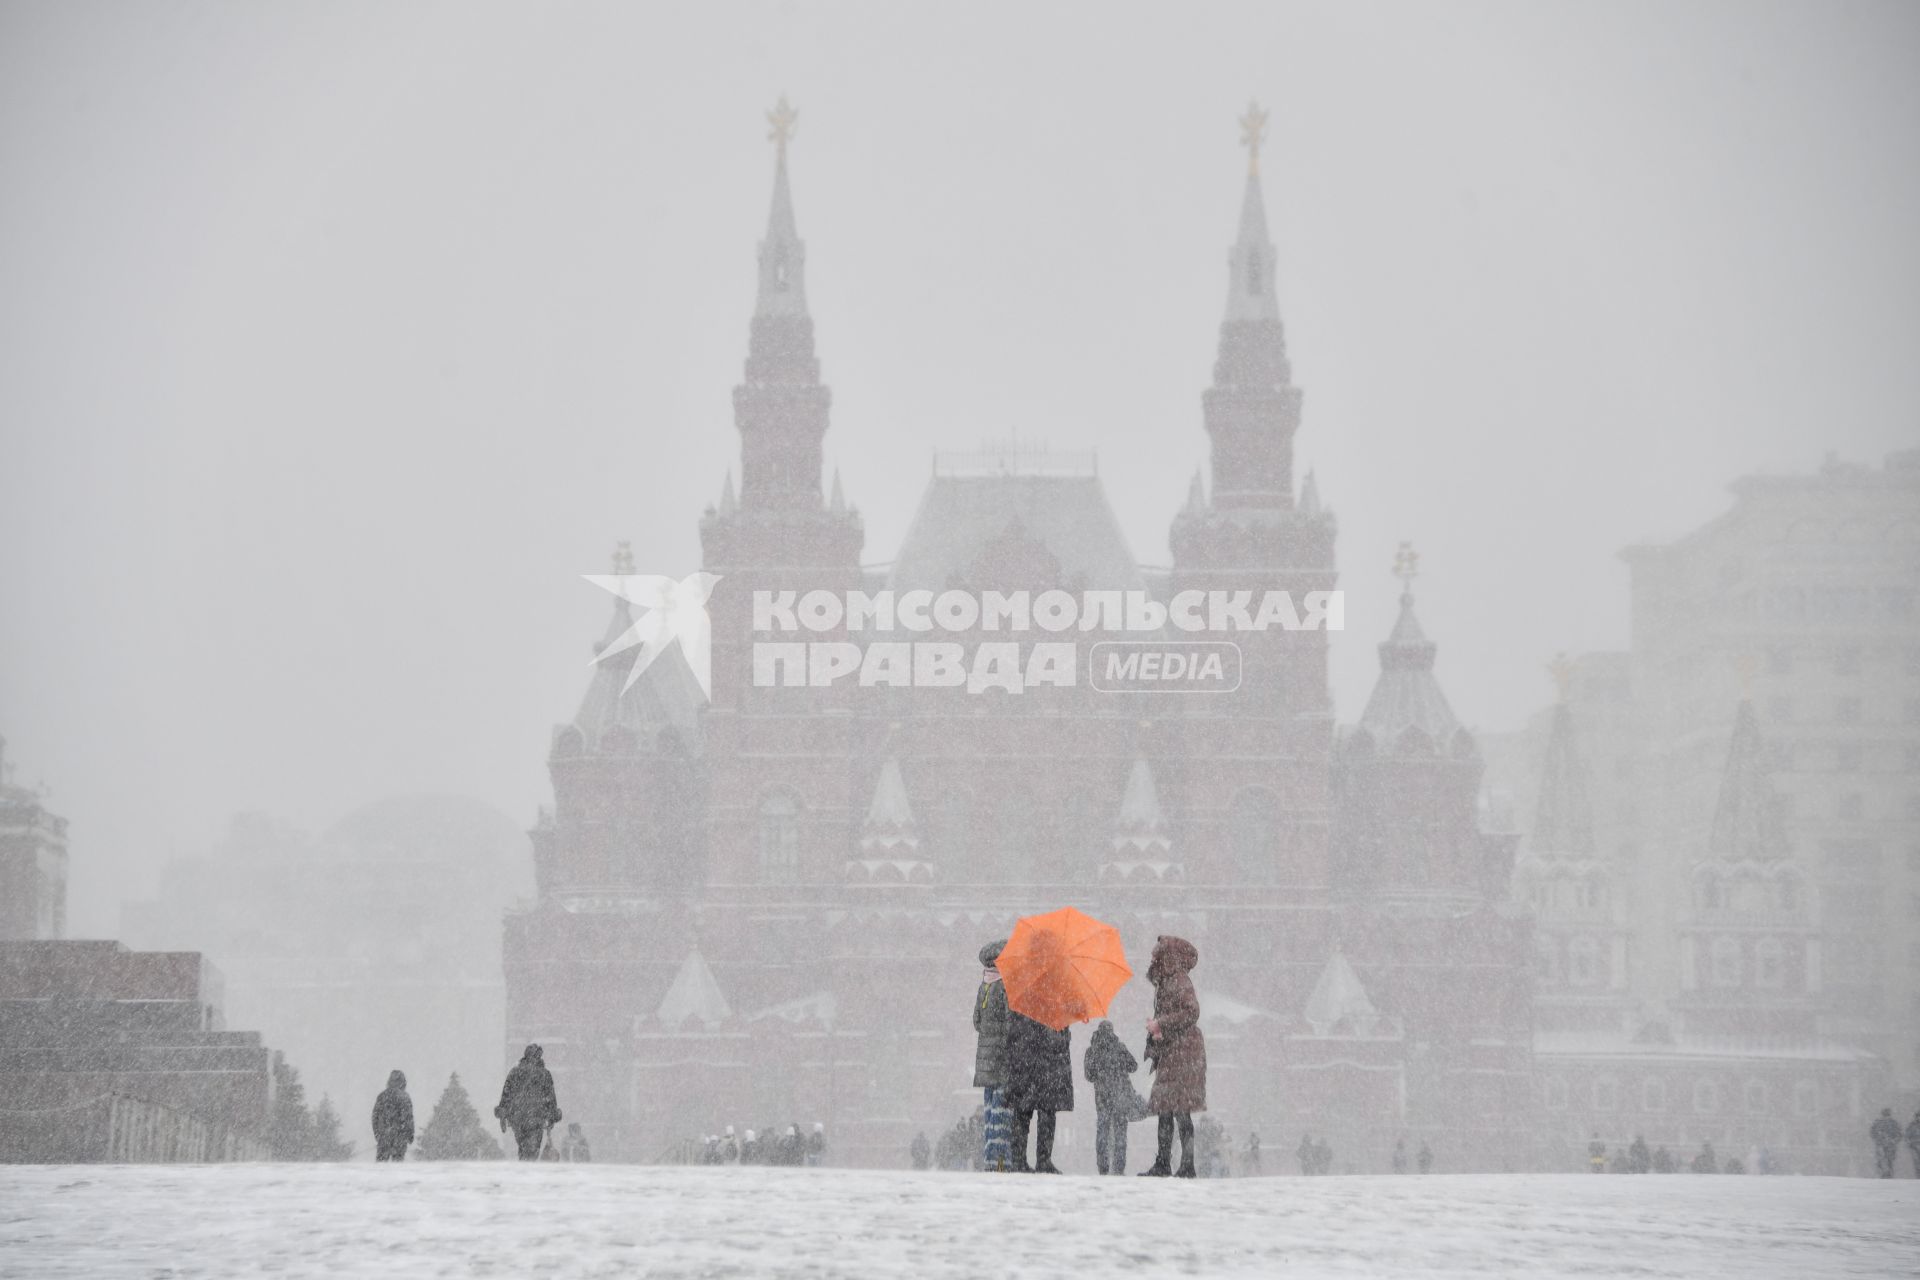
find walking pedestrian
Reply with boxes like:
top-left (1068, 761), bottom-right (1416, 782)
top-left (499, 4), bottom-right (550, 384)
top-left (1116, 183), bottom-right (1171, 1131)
top-left (1139, 935), bottom-right (1206, 1179)
top-left (1297, 1132), bottom-right (1315, 1175)
top-left (370, 1069), bottom-right (414, 1162)
top-left (973, 939), bottom-right (1014, 1172)
top-left (1391, 1137), bottom-right (1407, 1175)
top-left (1587, 1132), bottom-right (1606, 1173)
top-left (910, 1131), bottom-right (931, 1170)
top-left (1870, 1108), bottom-right (1901, 1178)
top-left (1905, 1111), bottom-right (1920, 1178)
top-left (494, 1044), bottom-right (562, 1161)
top-left (1083, 1019), bottom-right (1139, 1176)
top-left (1416, 1140), bottom-right (1433, 1174)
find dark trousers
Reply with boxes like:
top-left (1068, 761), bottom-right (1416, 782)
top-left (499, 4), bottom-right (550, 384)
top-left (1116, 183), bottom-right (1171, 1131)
top-left (1095, 1107), bottom-right (1127, 1175)
top-left (1154, 1113), bottom-right (1195, 1170)
top-left (375, 1138), bottom-right (407, 1162)
top-left (1875, 1145), bottom-right (1897, 1178)
top-left (1011, 1109), bottom-right (1055, 1170)
top-left (512, 1125), bottom-right (546, 1161)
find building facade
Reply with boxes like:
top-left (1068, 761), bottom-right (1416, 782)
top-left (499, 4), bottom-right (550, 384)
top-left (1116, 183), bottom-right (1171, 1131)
top-left (0, 737), bottom-right (68, 942)
top-left (503, 112), bottom-right (1534, 1169)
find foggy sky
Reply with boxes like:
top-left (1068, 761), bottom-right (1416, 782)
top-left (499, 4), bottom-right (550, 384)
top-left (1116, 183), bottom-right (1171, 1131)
top-left (1, 0), bottom-right (1915, 935)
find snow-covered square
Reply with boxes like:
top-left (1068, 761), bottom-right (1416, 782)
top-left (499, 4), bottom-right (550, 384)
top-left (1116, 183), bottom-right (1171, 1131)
top-left (3, 1164), bottom-right (1917, 1279)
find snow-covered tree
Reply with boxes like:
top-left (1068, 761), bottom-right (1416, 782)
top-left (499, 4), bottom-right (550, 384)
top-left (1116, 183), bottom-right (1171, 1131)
top-left (269, 1056), bottom-right (314, 1160)
top-left (417, 1073), bottom-right (503, 1160)
top-left (309, 1095), bottom-right (355, 1161)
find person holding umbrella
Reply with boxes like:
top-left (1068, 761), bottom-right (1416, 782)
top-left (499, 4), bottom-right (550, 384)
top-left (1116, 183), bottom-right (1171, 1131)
top-left (1140, 935), bottom-right (1206, 1179)
top-left (1006, 1007), bottom-right (1073, 1173)
top-left (991, 907), bottom-right (1135, 1175)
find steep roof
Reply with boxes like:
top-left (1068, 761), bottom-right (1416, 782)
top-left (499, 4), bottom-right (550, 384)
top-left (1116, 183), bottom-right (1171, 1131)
top-left (1357, 591), bottom-right (1464, 747)
top-left (655, 949), bottom-right (731, 1028)
top-left (568, 597), bottom-right (705, 753)
top-left (1302, 951), bottom-right (1381, 1037)
top-left (859, 757), bottom-right (919, 854)
top-left (887, 474), bottom-right (1144, 594)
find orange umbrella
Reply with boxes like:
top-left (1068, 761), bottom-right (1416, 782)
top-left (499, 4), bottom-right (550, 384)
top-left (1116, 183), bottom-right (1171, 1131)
top-left (995, 907), bottom-right (1132, 1031)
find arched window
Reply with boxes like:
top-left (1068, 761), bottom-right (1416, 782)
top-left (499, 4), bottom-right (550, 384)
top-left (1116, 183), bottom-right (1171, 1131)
top-left (1535, 935), bottom-right (1560, 985)
top-left (758, 790), bottom-right (801, 884)
top-left (1642, 1077), bottom-right (1666, 1112)
top-left (1230, 788), bottom-right (1280, 885)
top-left (1710, 936), bottom-right (1742, 987)
top-left (1699, 873), bottom-right (1723, 911)
top-left (1693, 1078), bottom-right (1720, 1114)
top-left (1592, 1077), bottom-right (1618, 1112)
top-left (1777, 876), bottom-right (1798, 913)
top-left (1568, 936), bottom-right (1602, 988)
top-left (1755, 938), bottom-right (1785, 989)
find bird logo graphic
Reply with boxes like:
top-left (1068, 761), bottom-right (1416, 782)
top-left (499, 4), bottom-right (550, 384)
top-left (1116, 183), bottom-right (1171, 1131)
top-left (583, 567), bottom-right (723, 701)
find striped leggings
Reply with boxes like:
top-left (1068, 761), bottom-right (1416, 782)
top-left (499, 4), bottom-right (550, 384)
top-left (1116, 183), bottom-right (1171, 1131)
top-left (982, 1087), bottom-right (1012, 1171)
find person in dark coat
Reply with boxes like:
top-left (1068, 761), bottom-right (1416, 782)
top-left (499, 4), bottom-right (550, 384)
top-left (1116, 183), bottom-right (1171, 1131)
top-left (1083, 1019), bottom-right (1139, 1175)
top-left (1005, 1009), bottom-right (1073, 1173)
top-left (1416, 1140), bottom-right (1433, 1174)
top-left (495, 1044), bottom-right (562, 1161)
top-left (1140, 935), bottom-right (1206, 1178)
top-left (1870, 1108), bottom-right (1901, 1177)
top-left (1690, 1140), bottom-right (1717, 1174)
top-left (1628, 1134), bottom-right (1651, 1174)
top-left (1391, 1136), bottom-right (1407, 1174)
top-left (909, 1131), bottom-right (931, 1170)
top-left (370, 1069), bottom-right (414, 1162)
top-left (1906, 1112), bottom-right (1920, 1178)
top-left (973, 939), bottom-right (1013, 1172)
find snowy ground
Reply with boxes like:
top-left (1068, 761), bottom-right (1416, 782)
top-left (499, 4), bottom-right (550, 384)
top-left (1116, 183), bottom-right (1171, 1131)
top-left (2, 1164), bottom-right (1916, 1279)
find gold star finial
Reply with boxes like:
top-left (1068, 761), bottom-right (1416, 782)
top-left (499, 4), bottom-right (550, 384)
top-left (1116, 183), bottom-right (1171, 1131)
top-left (767, 95), bottom-right (798, 158)
top-left (1391, 541), bottom-right (1421, 589)
top-left (611, 540), bottom-right (636, 576)
top-left (1239, 100), bottom-right (1269, 177)
top-left (1548, 652), bottom-right (1576, 702)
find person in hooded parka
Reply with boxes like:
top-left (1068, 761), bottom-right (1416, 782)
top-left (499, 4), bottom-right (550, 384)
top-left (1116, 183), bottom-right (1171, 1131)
top-left (495, 1044), bottom-right (562, 1161)
top-left (1140, 935), bottom-right (1207, 1178)
top-left (371, 1069), bottom-right (414, 1162)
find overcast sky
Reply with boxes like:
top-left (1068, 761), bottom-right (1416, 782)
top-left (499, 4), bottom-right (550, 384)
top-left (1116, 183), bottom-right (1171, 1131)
top-left (2, 1), bottom-right (1915, 935)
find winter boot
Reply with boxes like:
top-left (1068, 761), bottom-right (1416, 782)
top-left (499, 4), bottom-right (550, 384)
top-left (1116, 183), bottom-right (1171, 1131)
top-left (1175, 1152), bottom-right (1197, 1178)
top-left (1034, 1112), bottom-right (1061, 1173)
top-left (1139, 1115), bottom-right (1174, 1176)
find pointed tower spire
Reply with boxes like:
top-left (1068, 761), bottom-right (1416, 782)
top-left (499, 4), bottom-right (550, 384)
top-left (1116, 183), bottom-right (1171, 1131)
top-left (1707, 698), bottom-right (1788, 863)
top-left (1531, 654), bottom-right (1595, 856)
top-left (719, 469), bottom-right (737, 516)
top-left (829, 466), bottom-right (845, 514)
top-left (1185, 469), bottom-right (1205, 514)
top-left (1227, 100), bottom-right (1280, 324)
top-left (1112, 757), bottom-right (1173, 858)
top-left (756, 95), bottom-right (807, 319)
top-left (1198, 100), bottom-right (1301, 510)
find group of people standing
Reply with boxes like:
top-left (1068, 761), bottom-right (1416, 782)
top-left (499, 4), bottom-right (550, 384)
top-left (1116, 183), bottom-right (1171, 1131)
top-left (1869, 1108), bottom-right (1920, 1178)
top-left (972, 934), bottom-right (1209, 1177)
top-left (696, 1124), bottom-right (826, 1166)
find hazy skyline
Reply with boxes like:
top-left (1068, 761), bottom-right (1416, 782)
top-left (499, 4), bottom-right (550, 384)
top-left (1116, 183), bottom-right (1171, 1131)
top-left (2, 0), bottom-right (1916, 935)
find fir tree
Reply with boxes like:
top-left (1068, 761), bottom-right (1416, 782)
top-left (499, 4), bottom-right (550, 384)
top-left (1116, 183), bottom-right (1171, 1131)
top-left (310, 1095), bottom-right (356, 1161)
top-left (269, 1055), bottom-right (315, 1161)
top-left (417, 1073), bottom-right (504, 1160)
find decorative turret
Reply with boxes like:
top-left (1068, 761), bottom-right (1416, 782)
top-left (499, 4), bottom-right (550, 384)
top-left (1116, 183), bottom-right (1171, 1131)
top-left (847, 756), bottom-right (933, 886)
top-left (1707, 695), bottom-right (1789, 865)
top-left (1333, 545), bottom-right (1513, 906)
top-left (1100, 757), bottom-right (1183, 884)
top-left (1529, 656), bottom-right (1596, 857)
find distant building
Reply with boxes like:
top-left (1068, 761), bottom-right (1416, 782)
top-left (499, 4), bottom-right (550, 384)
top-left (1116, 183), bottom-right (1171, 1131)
top-left (0, 737), bottom-right (68, 941)
top-left (122, 798), bottom-right (531, 1132)
top-left (504, 108), bottom-right (1534, 1168)
top-left (1488, 450), bottom-right (1919, 1173)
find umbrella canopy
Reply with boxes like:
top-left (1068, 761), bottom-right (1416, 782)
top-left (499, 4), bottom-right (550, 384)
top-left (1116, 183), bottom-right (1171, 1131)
top-left (994, 907), bottom-right (1132, 1031)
